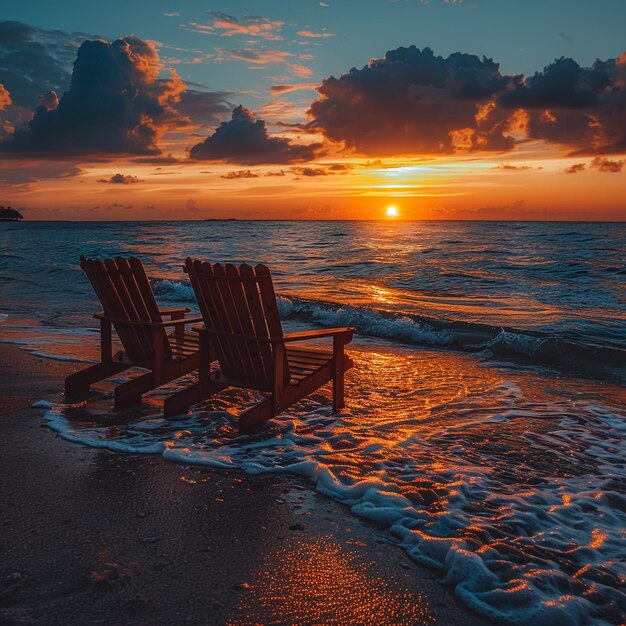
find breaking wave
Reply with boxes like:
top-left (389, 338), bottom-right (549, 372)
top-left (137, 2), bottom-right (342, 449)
top-left (150, 278), bottom-right (626, 383)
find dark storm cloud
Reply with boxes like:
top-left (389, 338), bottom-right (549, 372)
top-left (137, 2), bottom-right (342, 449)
top-left (308, 46), bottom-right (519, 156)
top-left (0, 35), bottom-right (188, 157)
top-left (0, 27), bottom-right (234, 158)
top-left (309, 46), bottom-right (626, 157)
top-left (499, 57), bottom-right (609, 110)
top-left (189, 105), bottom-right (323, 164)
top-left (97, 173), bottom-right (141, 183)
top-left (498, 55), bottom-right (626, 154)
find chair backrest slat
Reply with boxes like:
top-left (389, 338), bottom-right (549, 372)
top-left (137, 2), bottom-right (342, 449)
top-left (238, 263), bottom-right (273, 383)
top-left (225, 264), bottom-right (265, 383)
top-left (199, 262), bottom-right (241, 377)
top-left (80, 255), bottom-right (170, 363)
top-left (185, 259), bottom-right (289, 389)
top-left (213, 264), bottom-right (256, 383)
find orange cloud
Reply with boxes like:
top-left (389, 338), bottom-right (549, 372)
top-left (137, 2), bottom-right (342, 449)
top-left (297, 30), bottom-right (335, 38)
top-left (0, 84), bottom-right (11, 110)
top-left (215, 48), bottom-right (312, 77)
top-left (268, 83), bottom-right (319, 94)
top-left (186, 12), bottom-right (284, 41)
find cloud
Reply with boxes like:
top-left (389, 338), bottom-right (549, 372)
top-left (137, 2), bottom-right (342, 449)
top-left (589, 156), bottom-right (624, 173)
top-left (97, 173), bottom-right (141, 184)
top-left (0, 22), bottom-right (230, 146)
top-left (0, 35), bottom-right (187, 157)
top-left (309, 46), bottom-right (518, 156)
top-left (291, 166), bottom-right (329, 176)
top-left (174, 88), bottom-right (233, 127)
top-left (310, 45), bottom-right (626, 157)
top-left (291, 164), bottom-right (352, 176)
top-left (0, 83), bottom-right (10, 109)
top-left (215, 47), bottom-right (312, 77)
top-left (221, 169), bottom-right (259, 179)
top-left (562, 162), bottom-right (586, 174)
top-left (0, 161), bottom-right (81, 185)
top-left (37, 90), bottom-right (59, 109)
top-left (189, 105), bottom-right (323, 164)
top-left (498, 54), bottom-right (626, 154)
top-left (268, 83), bottom-right (319, 94)
top-left (499, 57), bottom-right (605, 110)
top-left (297, 30), bottom-right (334, 38)
top-left (186, 12), bottom-right (284, 40)
top-left (131, 154), bottom-right (182, 164)
top-left (0, 21), bottom-right (94, 110)
top-left (492, 164), bottom-right (538, 171)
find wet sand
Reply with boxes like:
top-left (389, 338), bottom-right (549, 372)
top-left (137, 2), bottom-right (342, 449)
top-left (0, 343), bottom-right (487, 625)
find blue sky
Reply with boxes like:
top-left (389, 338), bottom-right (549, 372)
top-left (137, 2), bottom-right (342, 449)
top-left (6, 0), bottom-right (626, 111)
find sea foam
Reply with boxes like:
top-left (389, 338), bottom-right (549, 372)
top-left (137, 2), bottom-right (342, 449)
top-left (38, 349), bottom-right (626, 626)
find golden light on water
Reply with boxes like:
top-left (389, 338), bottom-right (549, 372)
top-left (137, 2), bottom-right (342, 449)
top-left (385, 205), bottom-right (399, 218)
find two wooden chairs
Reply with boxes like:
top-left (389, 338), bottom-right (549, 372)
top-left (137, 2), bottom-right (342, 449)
top-left (65, 256), bottom-right (354, 433)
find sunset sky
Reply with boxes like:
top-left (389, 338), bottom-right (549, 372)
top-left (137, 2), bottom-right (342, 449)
top-left (1, 0), bottom-right (625, 220)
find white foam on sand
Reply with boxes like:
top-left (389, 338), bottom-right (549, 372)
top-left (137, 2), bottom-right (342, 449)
top-left (39, 356), bottom-right (626, 626)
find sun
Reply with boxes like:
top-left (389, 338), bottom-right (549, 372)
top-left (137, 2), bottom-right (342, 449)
top-left (385, 205), bottom-right (399, 218)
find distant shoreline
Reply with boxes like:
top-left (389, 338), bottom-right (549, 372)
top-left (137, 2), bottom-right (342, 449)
top-left (3, 218), bottom-right (626, 224)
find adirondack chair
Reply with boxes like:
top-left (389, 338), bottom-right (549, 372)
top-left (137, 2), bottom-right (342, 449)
top-left (65, 255), bottom-right (210, 411)
top-left (162, 259), bottom-right (355, 434)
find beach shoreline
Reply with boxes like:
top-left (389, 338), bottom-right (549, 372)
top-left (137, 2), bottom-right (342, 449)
top-left (0, 343), bottom-right (486, 625)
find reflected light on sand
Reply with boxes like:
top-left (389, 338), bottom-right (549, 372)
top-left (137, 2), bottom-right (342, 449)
top-left (230, 536), bottom-right (437, 625)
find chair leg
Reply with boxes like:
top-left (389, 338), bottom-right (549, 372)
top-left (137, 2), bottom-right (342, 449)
top-left (65, 362), bottom-right (130, 396)
top-left (163, 381), bottom-right (227, 418)
top-left (332, 365), bottom-right (345, 413)
top-left (239, 398), bottom-right (274, 435)
top-left (113, 372), bottom-right (155, 411)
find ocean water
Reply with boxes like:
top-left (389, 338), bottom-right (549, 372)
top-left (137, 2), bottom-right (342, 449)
top-left (1, 220), bottom-right (625, 625)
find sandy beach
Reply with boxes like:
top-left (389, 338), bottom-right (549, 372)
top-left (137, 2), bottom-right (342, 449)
top-left (0, 343), bottom-right (487, 625)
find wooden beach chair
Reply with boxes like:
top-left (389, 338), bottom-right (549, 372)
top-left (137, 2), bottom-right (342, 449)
top-left (65, 256), bottom-right (210, 411)
top-left (163, 259), bottom-right (355, 434)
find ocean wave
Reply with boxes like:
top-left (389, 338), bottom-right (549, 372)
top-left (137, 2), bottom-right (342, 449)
top-left (277, 296), bottom-right (454, 346)
top-left (151, 278), bottom-right (195, 302)
top-left (474, 329), bottom-right (547, 356)
top-left (149, 278), bottom-right (626, 381)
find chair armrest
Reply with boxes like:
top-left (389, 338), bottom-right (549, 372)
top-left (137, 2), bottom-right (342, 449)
top-left (94, 312), bottom-right (203, 327)
top-left (159, 307), bottom-right (191, 317)
top-left (281, 328), bottom-right (355, 343)
top-left (161, 315), bottom-right (203, 327)
top-left (190, 324), bottom-right (355, 344)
